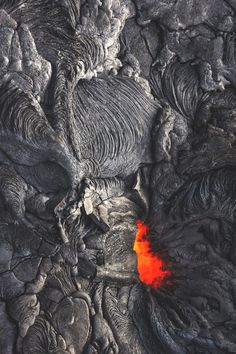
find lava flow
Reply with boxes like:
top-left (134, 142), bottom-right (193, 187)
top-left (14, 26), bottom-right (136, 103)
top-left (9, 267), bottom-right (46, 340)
top-left (133, 220), bottom-right (170, 288)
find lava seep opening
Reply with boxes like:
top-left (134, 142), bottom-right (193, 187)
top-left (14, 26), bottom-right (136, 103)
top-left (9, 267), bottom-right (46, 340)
top-left (133, 219), bottom-right (171, 288)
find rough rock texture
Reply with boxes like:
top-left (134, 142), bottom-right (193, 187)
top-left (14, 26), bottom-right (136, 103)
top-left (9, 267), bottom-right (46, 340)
top-left (0, 0), bottom-right (235, 353)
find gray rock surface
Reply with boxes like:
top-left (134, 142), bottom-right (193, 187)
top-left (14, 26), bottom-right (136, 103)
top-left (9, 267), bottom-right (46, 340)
top-left (0, 0), bottom-right (235, 353)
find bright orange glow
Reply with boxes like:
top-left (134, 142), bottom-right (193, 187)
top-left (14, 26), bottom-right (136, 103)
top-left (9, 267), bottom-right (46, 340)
top-left (133, 220), bottom-right (170, 288)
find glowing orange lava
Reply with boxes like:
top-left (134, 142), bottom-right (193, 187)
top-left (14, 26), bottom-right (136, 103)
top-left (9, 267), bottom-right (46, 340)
top-left (133, 220), bottom-right (170, 288)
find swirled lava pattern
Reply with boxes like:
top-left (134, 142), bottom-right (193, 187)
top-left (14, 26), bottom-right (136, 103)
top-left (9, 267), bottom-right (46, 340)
top-left (134, 220), bottom-right (171, 288)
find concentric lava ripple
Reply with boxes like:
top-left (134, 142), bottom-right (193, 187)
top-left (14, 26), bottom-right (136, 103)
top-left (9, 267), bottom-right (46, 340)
top-left (133, 219), bottom-right (170, 288)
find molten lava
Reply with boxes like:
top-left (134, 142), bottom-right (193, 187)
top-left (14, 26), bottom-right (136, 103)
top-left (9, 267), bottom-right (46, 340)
top-left (133, 220), bottom-right (170, 288)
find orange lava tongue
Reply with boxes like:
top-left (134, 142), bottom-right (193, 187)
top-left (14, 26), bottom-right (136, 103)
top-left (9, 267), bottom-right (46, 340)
top-left (133, 220), bottom-right (170, 288)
